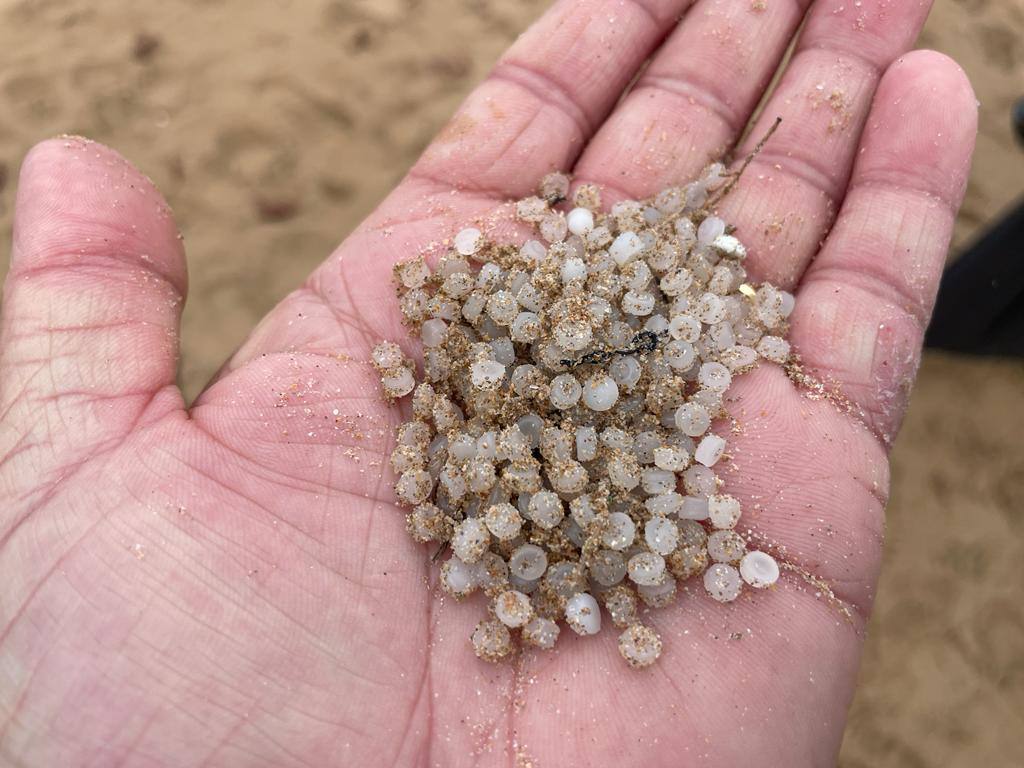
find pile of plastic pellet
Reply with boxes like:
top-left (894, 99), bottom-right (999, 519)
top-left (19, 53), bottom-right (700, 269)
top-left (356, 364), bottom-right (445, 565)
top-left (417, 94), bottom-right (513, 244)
top-left (373, 167), bottom-right (790, 668)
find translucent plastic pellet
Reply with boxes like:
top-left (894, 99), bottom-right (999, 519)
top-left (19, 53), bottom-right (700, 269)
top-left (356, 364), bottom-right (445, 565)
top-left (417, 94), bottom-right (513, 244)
top-left (644, 517), bottom-right (680, 555)
top-left (549, 374), bottom-right (583, 409)
top-left (582, 374), bottom-right (620, 411)
top-left (590, 549), bottom-right (628, 587)
top-left (675, 402), bottom-right (711, 437)
top-left (601, 512), bottom-right (637, 550)
top-left (695, 434), bottom-right (727, 467)
top-left (618, 624), bottom-right (662, 668)
top-left (472, 619), bottom-right (513, 661)
top-left (509, 544), bottom-right (548, 581)
top-left (708, 530), bottom-right (746, 563)
top-left (703, 563), bottom-right (742, 602)
top-left (627, 551), bottom-right (667, 586)
top-left (565, 593), bottom-right (602, 635)
top-left (522, 616), bottom-right (560, 649)
top-left (708, 494), bottom-right (741, 529)
top-left (493, 589), bottom-right (533, 628)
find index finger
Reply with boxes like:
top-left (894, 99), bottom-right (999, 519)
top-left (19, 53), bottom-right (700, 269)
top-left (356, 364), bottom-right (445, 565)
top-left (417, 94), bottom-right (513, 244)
top-left (408, 0), bottom-right (697, 199)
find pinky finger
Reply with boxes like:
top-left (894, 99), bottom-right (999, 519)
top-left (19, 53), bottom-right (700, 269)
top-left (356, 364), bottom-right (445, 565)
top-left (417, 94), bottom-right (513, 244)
top-left (788, 50), bottom-right (977, 446)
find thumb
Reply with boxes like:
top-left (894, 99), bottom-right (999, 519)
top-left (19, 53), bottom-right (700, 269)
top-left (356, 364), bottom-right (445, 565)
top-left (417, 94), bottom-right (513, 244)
top-left (0, 137), bottom-right (187, 506)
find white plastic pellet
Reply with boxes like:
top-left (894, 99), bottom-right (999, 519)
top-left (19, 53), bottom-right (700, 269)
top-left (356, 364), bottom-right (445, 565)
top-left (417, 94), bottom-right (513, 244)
top-left (441, 556), bottom-right (479, 597)
top-left (721, 344), bottom-right (758, 371)
top-left (471, 360), bottom-right (506, 390)
top-left (491, 338), bottom-right (515, 366)
top-left (740, 551), bottom-right (780, 588)
top-left (420, 319), bottom-right (447, 348)
top-left (452, 518), bottom-right (490, 563)
top-left (484, 502), bottom-right (522, 541)
top-left (622, 290), bottom-right (656, 316)
top-left (708, 494), bottom-right (741, 529)
top-left (493, 590), bottom-right (533, 628)
top-left (675, 402), bottom-right (711, 437)
top-left (582, 374), bottom-right (619, 412)
top-left (528, 491), bottom-right (564, 529)
top-left (646, 492), bottom-right (684, 517)
top-left (778, 291), bottom-right (796, 318)
top-left (618, 624), bottom-right (662, 668)
top-left (510, 312), bottom-right (541, 342)
top-left (382, 368), bottom-right (416, 397)
top-left (519, 238), bottom-right (547, 262)
top-left (561, 256), bottom-right (588, 283)
top-left (609, 231), bottom-right (643, 265)
top-left (449, 435), bottom-right (477, 461)
top-left (628, 552), bottom-right (667, 586)
top-left (549, 374), bottom-right (583, 409)
top-left (522, 616), bottom-right (560, 649)
top-left (516, 413), bottom-right (544, 448)
top-left (544, 562), bottom-right (586, 600)
top-left (541, 428), bottom-right (571, 462)
top-left (757, 335), bottom-right (791, 364)
top-left (697, 292), bottom-right (727, 324)
top-left (641, 468), bottom-right (676, 495)
top-left (683, 464), bottom-right (718, 496)
top-left (645, 517), bottom-right (680, 555)
top-left (703, 563), bottom-right (742, 602)
top-left (590, 549), bottom-right (627, 586)
top-left (634, 431), bottom-right (661, 463)
top-left (697, 216), bottom-right (726, 246)
top-left (472, 619), bottom-right (512, 661)
top-left (679, 495), bottom-right (710, 520)
top-left (565, 593), bottom-right (602, 635)
top-left (601, 512), bottom-right (637, 550)
top-left (637, 577), bottom-right (677, 608)
top-left (548, 461), bottom-right (588, 495)
top-left (555, 319), bottom-right (593, 351)
top-left (396, 259), bottom-right (430, 289)
top-left (566, 207), bottom-right (596, 236)
top-left (698, 362), bottom-right (732, 392)
top-left (510, 364), bottom-right (541, 397)
top-left (653, 445), bottom-right (689, 472)
top-left (711, 233), bottom-right (747, 259)
top-left (454, 227), bottom-right (483, 256)
top-left (575, 426), bottom-right (598, 461)
top-left (708, 530), bottom-right (746, 563)
top-left (695, 434), bottom-right (727, 467)
top-left (669, 313), bottom-right (701, 342)
top-left (710, 321), bottom-right (736, 350)
top-left (609, 356), bottom-right (642, 390)
top-left (509, 544), bottom-right (548, 581)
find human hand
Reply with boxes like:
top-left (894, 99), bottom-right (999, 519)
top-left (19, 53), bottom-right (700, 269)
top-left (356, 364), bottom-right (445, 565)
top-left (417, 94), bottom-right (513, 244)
top-left (0, 0), bottom-right (976, 765)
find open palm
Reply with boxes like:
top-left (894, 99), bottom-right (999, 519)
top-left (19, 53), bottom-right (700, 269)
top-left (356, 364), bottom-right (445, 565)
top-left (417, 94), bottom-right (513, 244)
top-left (0, 1), bottom-right (976, 765)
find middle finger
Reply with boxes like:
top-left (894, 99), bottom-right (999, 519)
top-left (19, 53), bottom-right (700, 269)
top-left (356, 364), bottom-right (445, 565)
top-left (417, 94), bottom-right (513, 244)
top-left (572, 0), bottom-right (813, 200)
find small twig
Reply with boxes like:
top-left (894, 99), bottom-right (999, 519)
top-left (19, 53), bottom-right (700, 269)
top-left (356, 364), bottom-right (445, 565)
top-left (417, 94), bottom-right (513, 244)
top-left (431, 541), bottom-right (449, 562)
top-left (561, 330), bottom-right (669, 369)
top-left (705, 116), bottom-right (783, 211)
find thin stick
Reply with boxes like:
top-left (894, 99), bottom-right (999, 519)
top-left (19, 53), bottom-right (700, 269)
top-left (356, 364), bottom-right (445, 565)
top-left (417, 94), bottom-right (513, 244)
top-left (705, 116), bottom-right (783, 210)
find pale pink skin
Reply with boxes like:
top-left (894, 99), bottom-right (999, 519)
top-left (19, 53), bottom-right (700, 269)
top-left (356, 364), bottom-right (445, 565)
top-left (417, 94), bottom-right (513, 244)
top-left (0, 1), bottom-right (976, 765)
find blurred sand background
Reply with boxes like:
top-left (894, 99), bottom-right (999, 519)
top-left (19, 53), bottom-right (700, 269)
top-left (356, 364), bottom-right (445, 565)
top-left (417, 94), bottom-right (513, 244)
top-left (0, 0), bottom-right (1022, 764)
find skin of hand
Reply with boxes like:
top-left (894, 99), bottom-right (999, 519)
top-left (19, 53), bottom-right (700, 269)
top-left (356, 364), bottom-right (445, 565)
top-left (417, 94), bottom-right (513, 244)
top-left (0, 1), bottom-right (976, 766)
